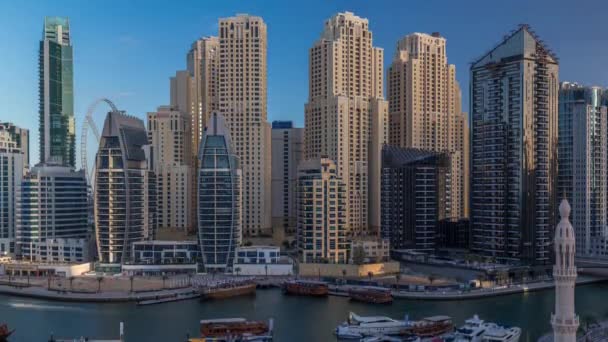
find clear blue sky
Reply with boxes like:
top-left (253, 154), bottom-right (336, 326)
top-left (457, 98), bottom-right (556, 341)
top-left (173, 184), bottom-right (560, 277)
top-left (1, 0), bottom-right (607, 168)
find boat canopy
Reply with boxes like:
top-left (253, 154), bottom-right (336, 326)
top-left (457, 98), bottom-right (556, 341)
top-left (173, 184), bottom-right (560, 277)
top-left (349, 312), bottom-right (398, 324)
top-left (200, 318), bottom-right (247, 324)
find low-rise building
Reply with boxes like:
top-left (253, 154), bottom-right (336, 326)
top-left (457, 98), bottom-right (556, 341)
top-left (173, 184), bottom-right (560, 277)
top-left (232, 246), bottom-right (293, 276)
top-left (131, 240), bottom-right (199, 264)
top-left (350, 239), bottom-right (390, 263)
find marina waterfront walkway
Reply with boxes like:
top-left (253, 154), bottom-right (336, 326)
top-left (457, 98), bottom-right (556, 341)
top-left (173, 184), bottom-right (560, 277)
top-left (0, 275), bottom-right (605, 303)
top-left (0, 284), bottom-right (198, 303)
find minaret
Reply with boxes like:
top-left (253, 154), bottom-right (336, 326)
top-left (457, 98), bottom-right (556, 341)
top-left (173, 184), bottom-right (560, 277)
top-left (551, 199), bottom-right (579, 341)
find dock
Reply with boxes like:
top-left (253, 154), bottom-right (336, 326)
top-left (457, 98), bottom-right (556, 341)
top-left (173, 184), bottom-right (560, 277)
top-left (137, 292), bottom-right (200, 306)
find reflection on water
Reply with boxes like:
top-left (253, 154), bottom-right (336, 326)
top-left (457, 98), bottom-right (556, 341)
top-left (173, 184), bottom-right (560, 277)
top-left (0, 283), bottom-right (607, 342)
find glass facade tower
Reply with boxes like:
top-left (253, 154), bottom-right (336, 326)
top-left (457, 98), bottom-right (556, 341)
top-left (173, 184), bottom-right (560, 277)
top-left (198, 112), bottom-right (242, 273)
top-left (39, 16), bottom-right (75, 167)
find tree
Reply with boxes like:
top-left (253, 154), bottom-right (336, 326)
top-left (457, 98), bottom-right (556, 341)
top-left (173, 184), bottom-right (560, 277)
top-left (47, 274), bottom-right (52, 290)
top-left (265, 264), bottom-right (269, 278)
top-left (341, 269), bottom-right (347, 284)
top-left (68, 276), bottom-right (75, 291)
top-left (96, 276), bottom-right (104, 293)
top-left (367, 271), bottom-right (374, 282)
top-left (352, 246), bottom-right (366, 265)
top-left (235, 267), bottom-right (241, 278)
top-left (428, 274), bottom-right (437, 285)
top-left (395, 273), bottom-right (402, 288)
top-left (129, 275), bottom-right (135, 293)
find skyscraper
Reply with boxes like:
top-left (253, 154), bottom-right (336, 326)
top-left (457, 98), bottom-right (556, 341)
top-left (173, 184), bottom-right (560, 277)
top-left (470, 25), bottom-right (559, 265)
top-left (39, 17), bottom-right (75, 167)
top-left (0, 123), bottom-right (28, 256)
top-left (218, 14), bottom-right (271, 236)
top-left (271, 121), bottom-right (304, 238)
top-left (16, 164), bottom-right (90, 262)
top-left (198, 112), bottom-right (242, 273)
top-left (170, 70), bottom-right (192, 115)
top-left (381, 146), bottom-right (451, 250)
top-left (387, 32), bottom-right (468, 219)
top-left (558, 82), bottom-right (607, 258)
top-left (188, 36), bottom-right (219, 158)
top-left (95, 111), bottom-right (156, 264)
top-left (305, 12), bottom-right (388, 236)
top-left (147, 106), bottom-right (193, 233)
top-left (296, 158), bottom-right (348, 263)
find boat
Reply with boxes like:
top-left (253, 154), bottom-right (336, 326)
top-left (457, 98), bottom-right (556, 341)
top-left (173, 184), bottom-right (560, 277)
top-left (348, 286), bottom-right (393, 304)
top-left (480, 323), bottom-right (521, 342)
top-left (195, 318), bottom-right (273, 341)
top-left (0, 324), bottom-right (14, 342)
top-left (409, 316), bottom-right (454, 338)
top-left (283, 279), bottom-right (329, 297)
top-left (199, 281), bottom-right (256, 300)
top-left (335, 312), bottom-right (412, 339)
top-left (361, 335), bottom-right (419, 342)
top-left (451, 315), bottom-right (520, 342)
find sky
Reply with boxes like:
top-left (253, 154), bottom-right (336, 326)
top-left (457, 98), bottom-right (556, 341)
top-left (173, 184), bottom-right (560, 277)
top-left (1, 0), bottom-right (608, 170)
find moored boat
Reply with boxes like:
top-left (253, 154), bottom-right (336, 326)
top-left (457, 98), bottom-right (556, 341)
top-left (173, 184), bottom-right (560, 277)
top-left (283, 279), bottom-right (329, 297)
top-left (195, 318), bottom-right (274, 341)
top-left (199, 281), bottom-right (257, 300)
top-left (451, 315), bottom-right (521, 342)
top-left (335, 312), bottom-right (411, 339)
top-left (0, 324), bottom-right (14, 342)
top-left (410, 315), bottom-right (454, 338)
top-left (348, 286), bottom-right (393, 304)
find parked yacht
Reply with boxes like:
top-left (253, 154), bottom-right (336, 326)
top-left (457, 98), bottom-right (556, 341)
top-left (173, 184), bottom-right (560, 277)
top-left (335, 312), bottom-right (411, 339)
top-left (451, 315), bottom-right (520, 342)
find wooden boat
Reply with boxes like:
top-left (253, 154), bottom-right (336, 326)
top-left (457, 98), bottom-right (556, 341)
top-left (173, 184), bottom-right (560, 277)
top-left (200, 281), bottom-right (256, 300)
top-left (283, 280), bottom-right (329, 297)
top-left (197, 318), bottom-right (274, 341)
top-left (410, 316), bottom-right (454, 338)
top-left (348, 286), bottom-right (393, 304)
top-left (0, 324), bottom-right (14, 342)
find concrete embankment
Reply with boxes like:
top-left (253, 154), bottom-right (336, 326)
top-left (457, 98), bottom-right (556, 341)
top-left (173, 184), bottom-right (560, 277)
top-left (0, 284), bottom-right (197, 303)
top-left (390, 276), bottom-right (606, 301)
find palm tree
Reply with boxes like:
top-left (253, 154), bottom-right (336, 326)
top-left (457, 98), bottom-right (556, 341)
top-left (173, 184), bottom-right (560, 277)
top-left (68, 276), bottom-right (75, 292)
top-left (129, 275), bottom-right (135, 293)
top-left (367, 271), bottom-right (373, 282)
top-left (428, 274), bottom-right (436, 285)
top-left (235, 267), bottom-right (241, 278)
top-left (7, 272), bottom-right (12, 286)
top-left (341, 269), bottom-right (347, 284)
top-left (265, 264), bottom-right (269, 279)
top-left (26, 272), bottom-right (30, 286)
top-left (96, 276), bottom-right (104, 293)
top-left (395, 274), bottom-right (402, 289)
top-left (47, 274), bottom-right (52, 290)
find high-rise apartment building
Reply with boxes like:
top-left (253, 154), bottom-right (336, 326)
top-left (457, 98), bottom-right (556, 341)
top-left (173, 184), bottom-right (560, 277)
top-left (170, 70), bottom-right (192, 115)
top-left (218, 14), bottom-right (271, 236)
top-left (95, 111), bottom-right (156, 264)
top-left (381, 146), bottom-right (450, 250)
top-left (470, 25), bottom-right (559, 265)
top-left (558, 82), bottom-right (608, 258)
top-left (0, 123), bottom-right (28, 256)
top-left (188, 37), bottom-right (219, 160)
top-left (296, 158), bottom-right (348, 263)
top-left (16, 164), bottom-right (90, 262)
top-left (39, 17), bottom-right (75, 167)
top-left (305, 12), bottom-right (388, 236)
top-left (198, 112), bottom-right (242, 273)
top-left (147, 106), bottom-right (193, 233)
top-left (271, 121), bottom-right (304, 238)
top-left (387, 32), bottom-right (468, 219)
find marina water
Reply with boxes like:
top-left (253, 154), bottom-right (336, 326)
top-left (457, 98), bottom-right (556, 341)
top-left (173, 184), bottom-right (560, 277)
top-left (2, 283), bottom-right (608, 341)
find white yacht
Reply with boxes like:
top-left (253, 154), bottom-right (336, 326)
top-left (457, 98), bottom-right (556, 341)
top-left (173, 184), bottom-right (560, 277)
top-left (335, 312), bottom-right (411, 339)
top-left (451, 315), bottom-right (520, 342)
top-left (481, 323), bottom-right (521, 342)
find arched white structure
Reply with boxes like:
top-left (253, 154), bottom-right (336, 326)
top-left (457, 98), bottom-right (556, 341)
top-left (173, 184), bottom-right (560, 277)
top-left (80, 98), bottom-right (118, 182)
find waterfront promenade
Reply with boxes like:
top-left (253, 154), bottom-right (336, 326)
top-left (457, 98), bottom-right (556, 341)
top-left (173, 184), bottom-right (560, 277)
top-left (0, 273), bottom-right (605, 303)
